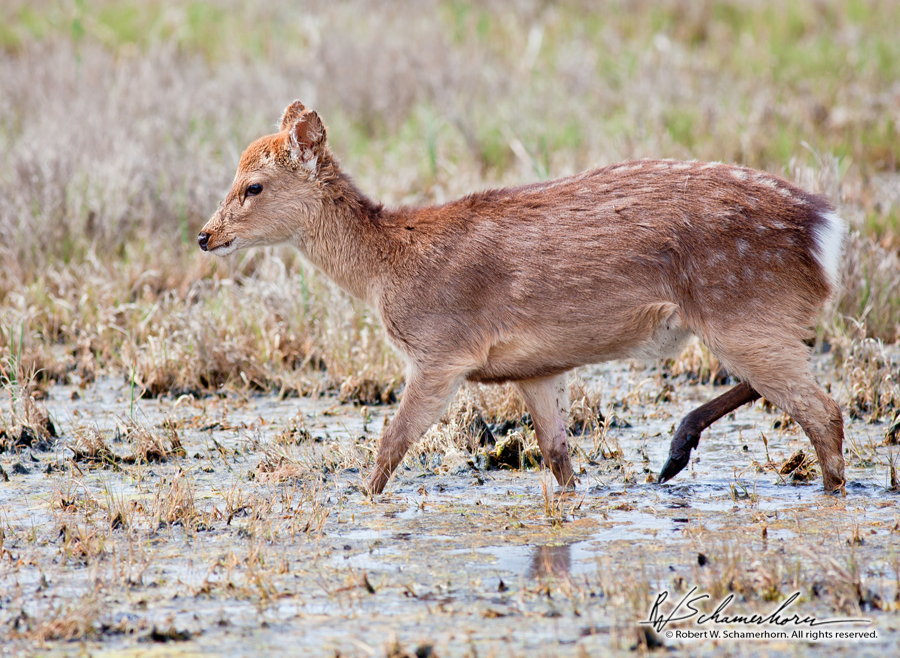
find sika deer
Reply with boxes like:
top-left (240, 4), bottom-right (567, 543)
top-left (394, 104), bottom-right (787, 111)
top-left (199, 101), bottom-right (847, 494)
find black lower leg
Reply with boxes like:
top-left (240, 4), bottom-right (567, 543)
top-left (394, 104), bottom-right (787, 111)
top-left (658, 381), bottom-right (761, 483)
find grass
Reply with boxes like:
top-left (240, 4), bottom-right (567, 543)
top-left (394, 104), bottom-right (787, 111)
top-left (0, 371), bottom-right (897, 654)
top-left (1, 6), bottom-right (900, 651)
top-left (1, 1), bottom-right (899, 399)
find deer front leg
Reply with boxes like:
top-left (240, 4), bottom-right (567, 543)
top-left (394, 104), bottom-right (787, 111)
top-left (514, 374), bottom-right (576, 488)
top-left (367, 368), bottom-right (464, 495)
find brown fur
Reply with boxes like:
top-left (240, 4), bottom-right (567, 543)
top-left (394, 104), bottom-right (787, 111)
top-left (199, 103), bottom-right (846, 494)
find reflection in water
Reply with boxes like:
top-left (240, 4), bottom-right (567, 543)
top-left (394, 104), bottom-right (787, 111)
top-left (527, 544), bottom-right (572, 581)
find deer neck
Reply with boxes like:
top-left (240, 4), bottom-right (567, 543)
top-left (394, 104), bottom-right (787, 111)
top-left (294, 172), bottom-right (394, 305)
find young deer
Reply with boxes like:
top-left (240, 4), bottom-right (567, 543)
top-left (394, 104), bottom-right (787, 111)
top-left (199, 101), bottom-right (847, 494)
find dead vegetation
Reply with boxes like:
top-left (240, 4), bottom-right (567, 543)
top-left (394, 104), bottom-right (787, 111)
top-left (663, 339), bottom-right (730, 386)
top-left (0, 394), bottom-right (57, 454)
top-left (837, 334), bottom-right (900, 421)
top-left (1, 1), bottom-right (900, 655)
top-left (1, 0), bottom-right (899, 402)
top-left (1, 363), bottom-right (898, 655)
top-left (66, 418), bottom-right (185, 466)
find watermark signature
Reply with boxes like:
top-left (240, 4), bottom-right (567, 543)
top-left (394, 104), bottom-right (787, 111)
top-left (640, 587), bottom-right (875, 641)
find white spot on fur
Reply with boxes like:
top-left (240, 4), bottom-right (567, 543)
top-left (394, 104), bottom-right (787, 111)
top-left (736, 238), bottom-right (750, 256)
top-left (655, 162), bottom-right (671, 170)
top-left (621, 163), bottom-right (644, 172)
top-left (700, 162), bottom-right (722, 170)
top-left (672, 163), bottom-right (691, 171)
top-left (732, 168), bottom-right (748, 181)
top-left (754, 175), bottom-right (778, 189)
top-left (810, 210), bottom-right (847, 290)
top-left (772, 221), bottom-right (787, 230)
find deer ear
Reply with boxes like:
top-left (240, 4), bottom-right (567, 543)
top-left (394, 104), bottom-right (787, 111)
top-left (288, 111), bottom-right (326, 169)
top-left (279, 100), bottom-right (307, 132)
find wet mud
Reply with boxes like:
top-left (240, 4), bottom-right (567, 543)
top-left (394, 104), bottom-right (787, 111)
top-left (1, 357), bottom-right (898, 657)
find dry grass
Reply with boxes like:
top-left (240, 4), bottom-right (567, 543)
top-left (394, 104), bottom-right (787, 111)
top-left (664, 338), bottom-right (729, 386)
top-left (9, 592), bottom-right (108, 643)
top-left (151, 471), bottom-right (197, 528)
top-left (65, 417), bottom-right (186, 466)
top-left (0, 393), bottom-right (57, 453)
top-left (0, 0), bottom-right (898, 403)
top-left (254, 443), bottom-right (308, 483)
top-left (833, 233), bottom-right (900, 342)
top-left (67, 426), bottom-right (117, 465)
top-left (1, 363), bottom-right (899, 654)
top-left (837, 334), bottom-right (900, 421)
top-left (1, 8), bottom-right (900, 651)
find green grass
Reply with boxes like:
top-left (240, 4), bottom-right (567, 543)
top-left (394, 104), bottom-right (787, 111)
top-left (2, 1), bottom-right (898, 175)
top-left (864, 207), bottom-right (900, 244)
top-left (664, 108), bottom-right (697, 151)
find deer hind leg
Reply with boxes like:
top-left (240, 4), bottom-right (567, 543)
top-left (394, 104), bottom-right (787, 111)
top-left (708, 335), bottom-right (845, 493)
top-left (367, 367), bottom-right (464, 495)
top-left (658, 381), bottom-right (761, 483)
top-left (752, 375), bottom-right (844, 492)
top-left (513, 374), bottom-right (576, 488)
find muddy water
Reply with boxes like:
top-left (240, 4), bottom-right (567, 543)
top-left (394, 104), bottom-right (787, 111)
top-left (0, 358), bottom-right (898, 657)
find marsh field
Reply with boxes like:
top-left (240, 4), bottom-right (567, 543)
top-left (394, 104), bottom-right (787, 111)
top-left (1, 1), bottom-right (900, 656)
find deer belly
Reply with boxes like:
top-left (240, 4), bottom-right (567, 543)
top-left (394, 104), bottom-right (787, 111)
top-left (625, 313), bottom-right (693, 361)
top-left (470, 328), bottom-right (642, 383)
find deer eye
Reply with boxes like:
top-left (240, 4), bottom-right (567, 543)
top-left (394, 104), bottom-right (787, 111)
top-left (246, 183), bottom-right (263, 196)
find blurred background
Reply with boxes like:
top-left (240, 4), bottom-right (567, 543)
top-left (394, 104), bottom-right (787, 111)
top-left (1, 0), bottom-right (898, 399)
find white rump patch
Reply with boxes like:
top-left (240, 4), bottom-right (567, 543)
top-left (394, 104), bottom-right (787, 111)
top-left (810, 210), bottom-right (847, 290)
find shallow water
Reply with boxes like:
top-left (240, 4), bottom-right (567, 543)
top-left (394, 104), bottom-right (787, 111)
top-left (1, 357), bottom-right (898, 657)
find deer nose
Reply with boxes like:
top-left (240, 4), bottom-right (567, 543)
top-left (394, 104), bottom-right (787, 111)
top-left (197, 232), bottom-right (210, 251)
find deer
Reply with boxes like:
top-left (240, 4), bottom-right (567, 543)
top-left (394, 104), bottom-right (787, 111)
top-left (199, 101), bottom-right (847, 495)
